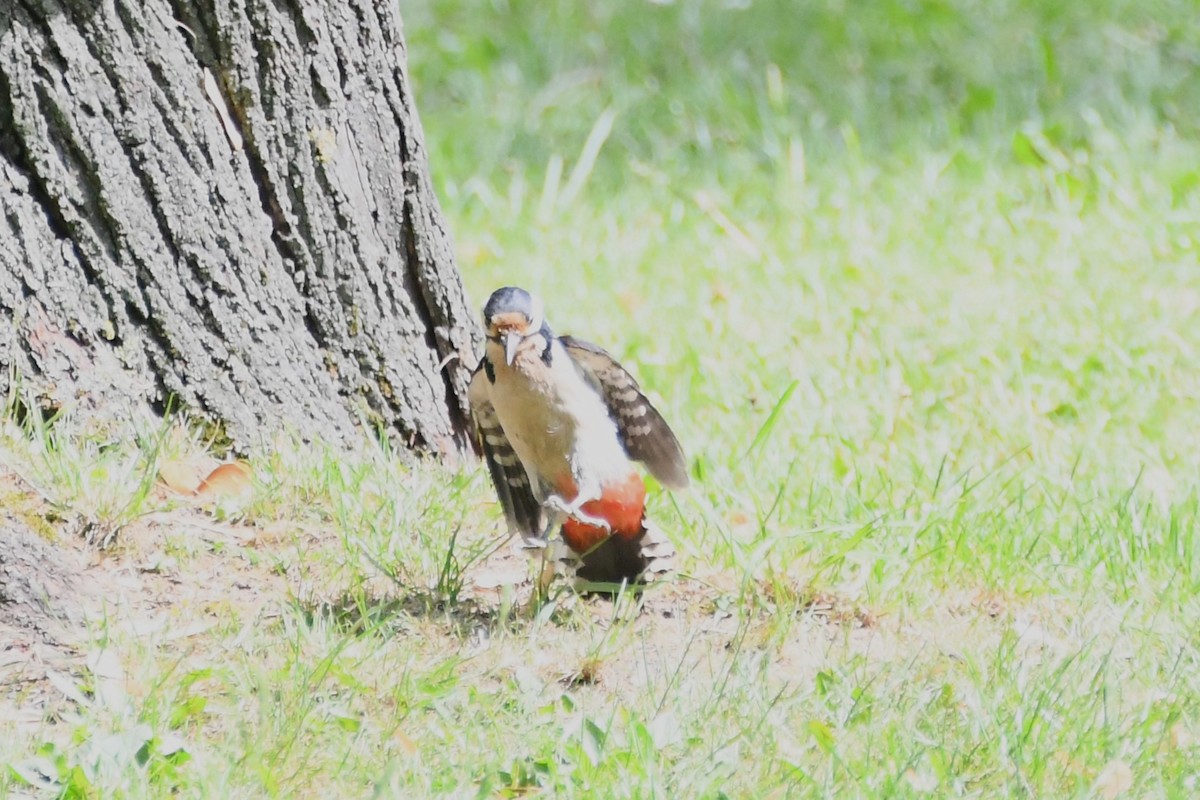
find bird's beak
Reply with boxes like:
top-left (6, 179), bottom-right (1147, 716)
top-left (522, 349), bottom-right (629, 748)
top-left (504, 331), bottom-right (522, 366)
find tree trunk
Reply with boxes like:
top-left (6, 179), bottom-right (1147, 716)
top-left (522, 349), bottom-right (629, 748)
top-left (0, 0), bottom-right (479, 455)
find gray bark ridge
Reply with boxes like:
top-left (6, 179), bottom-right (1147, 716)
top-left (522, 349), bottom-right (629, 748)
top-left (0, 0), bottom-right (479, 454)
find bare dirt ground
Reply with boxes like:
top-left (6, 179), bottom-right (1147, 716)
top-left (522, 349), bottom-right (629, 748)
top-left (0, 465), bottom-right (291, 746)
top-left (1, 461), bottom-right (1012, 764)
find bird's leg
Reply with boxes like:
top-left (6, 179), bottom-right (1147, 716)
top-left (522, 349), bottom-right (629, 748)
top-left (514, 533), bottom-right (554, 612)
top-left (537, 510), bottom-right (564, 542)
top-left (534, 540), bottom-right (573, 598)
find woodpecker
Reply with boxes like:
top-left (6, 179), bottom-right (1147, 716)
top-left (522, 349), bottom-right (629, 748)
top-left (468, 286), bottom-right (689, 587)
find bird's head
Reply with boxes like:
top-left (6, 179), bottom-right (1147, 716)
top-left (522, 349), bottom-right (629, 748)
top-left (482, 286), bottom-right (550, 366)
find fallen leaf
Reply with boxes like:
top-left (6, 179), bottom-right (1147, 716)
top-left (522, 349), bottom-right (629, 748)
top-left (159, 459), bottom-right (203, 496)
top-left (197, 462), bottom-right (253, 498)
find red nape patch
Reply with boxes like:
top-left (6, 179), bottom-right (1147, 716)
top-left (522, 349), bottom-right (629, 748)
top-left (558, 473), bottom-right (647, 555)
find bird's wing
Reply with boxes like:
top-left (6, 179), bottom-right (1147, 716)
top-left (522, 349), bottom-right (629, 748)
top-left (468, 361), bottom-right (544, 537)
top-left (559, 336), bottom-right (689, 490)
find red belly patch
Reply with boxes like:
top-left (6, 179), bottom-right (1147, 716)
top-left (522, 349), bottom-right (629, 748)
top-left (557, 473), bottom-right (647, 555)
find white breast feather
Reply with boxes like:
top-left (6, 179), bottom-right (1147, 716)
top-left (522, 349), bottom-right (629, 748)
top-left (487, 339), bottom-right (632, 493)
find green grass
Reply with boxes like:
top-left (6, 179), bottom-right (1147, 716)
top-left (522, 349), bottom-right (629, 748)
top-left (4, 0), bottom-right (1200, 796)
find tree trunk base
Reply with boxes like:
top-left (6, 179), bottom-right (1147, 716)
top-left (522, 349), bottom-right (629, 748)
top-left (0, 0), bottom-right (478, 454)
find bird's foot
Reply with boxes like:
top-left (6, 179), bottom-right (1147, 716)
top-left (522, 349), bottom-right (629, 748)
top-left (544, 494), bottom-right (611, 532)
top-left (519, 533), bottom-right (550, 551)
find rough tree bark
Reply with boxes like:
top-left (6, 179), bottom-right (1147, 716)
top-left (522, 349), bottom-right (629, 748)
top-left (0, 0), bottom-right (479, 455)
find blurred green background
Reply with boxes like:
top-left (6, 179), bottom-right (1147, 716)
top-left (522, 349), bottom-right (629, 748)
top-left (404, 0), bottom-right (1200, 190)
top-left (402, 0), bottom-right (1200, 596)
